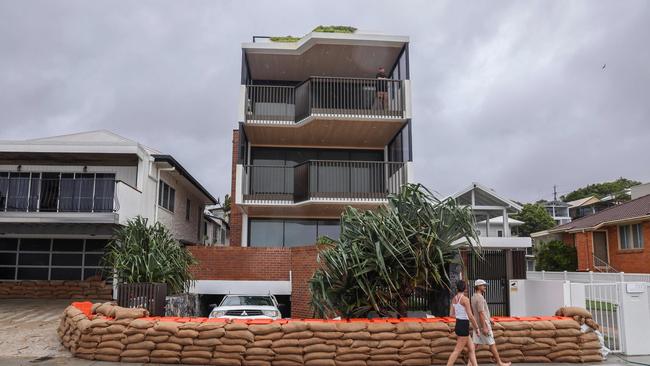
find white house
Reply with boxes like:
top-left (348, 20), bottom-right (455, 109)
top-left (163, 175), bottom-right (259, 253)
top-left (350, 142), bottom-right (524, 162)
top-left (0, 130), bottom-right (216, 294)
top-left (475, 216), bottom-right (524, 237)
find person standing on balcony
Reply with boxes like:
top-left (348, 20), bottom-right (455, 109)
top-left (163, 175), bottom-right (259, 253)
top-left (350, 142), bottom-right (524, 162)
top-left (375, 66), bottom-right (388, 110)
top-left (472, 279), bottom-right (511, 366)
top-left (447, 280), bottom-right (479, 366)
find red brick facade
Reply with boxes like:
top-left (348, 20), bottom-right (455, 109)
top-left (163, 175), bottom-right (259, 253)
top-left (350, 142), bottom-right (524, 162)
top-left (229, 129), bottom-right (242, 247)
top-left (188, 246), bottom-right (291, 281)
top-left (568, 221), bottom-right (650, 273)
top-left (289, 245), bottom-right (321, 318)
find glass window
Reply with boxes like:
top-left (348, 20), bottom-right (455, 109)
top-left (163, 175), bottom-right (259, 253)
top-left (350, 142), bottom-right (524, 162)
top-left (94, 173), bottom-right (115, 212)
top-left (620, 224), bottom-right (644, 249)
top-left (284, 220), bottom-right (317, 247)
top-left (158, 181), bottom-right (175, 212)
top-left (186, 199), bottom-right (191, 221)
top-left (84, 268), bottom-right (104, 280)
top-left (0, 253), bottom-right (16, 265)
top-left (19, 253), bottom-right (50, 266)
top-left (52, 254), bottom-right (83, 266)
top-left (51, 268), bottom-right (82, 280)
top-left (85, 239), bottom-right (108, 252)
top-left (317, 220), bottom-right (340, 241)
top-left (6, 172), bottom-right (31, 211)
top-left (39, 173), bottom-right (60, 212)
top-left (17, 268), bottom-right (48, 280)
top-left (0, 267), bottom-right (15, 280)
top-left (0, 238), bottom-right (18, 250)
top-left (249, 220), bottom-right (284, 247)
top-left (84, 254), bottom-right (104, 267)
top-left (19, 239), bottom-right (51, 251)
top-left (52, 239), bottom-right (84, 252)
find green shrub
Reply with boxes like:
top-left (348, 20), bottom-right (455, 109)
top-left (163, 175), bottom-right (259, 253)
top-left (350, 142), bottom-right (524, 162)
top-left (312, 25), bottom-right (357, 33)
top-left (269, 35), bottom-right (301, 43)
top-left (535, 240), bottom-right (578, 271)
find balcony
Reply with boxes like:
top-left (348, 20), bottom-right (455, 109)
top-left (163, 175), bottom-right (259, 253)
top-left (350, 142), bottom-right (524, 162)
top-left (241, 160), bottom-right (406, 215)
top-left (242, 77), bottom-right (408, 149)
top-left (0, 175), bottom-right (123, 224)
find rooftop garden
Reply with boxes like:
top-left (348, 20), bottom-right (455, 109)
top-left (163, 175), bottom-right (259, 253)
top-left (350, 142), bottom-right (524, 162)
top-left (269, 25), bottom-right (357, 42)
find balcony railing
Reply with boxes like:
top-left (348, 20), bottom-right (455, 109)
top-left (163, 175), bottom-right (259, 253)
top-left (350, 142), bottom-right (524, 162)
top-left (245, 76), bottom-right (405, 124)
top-left (243, 160), bottom-right (407, 203)
top-left (0, 177), bottom-right (116, 213)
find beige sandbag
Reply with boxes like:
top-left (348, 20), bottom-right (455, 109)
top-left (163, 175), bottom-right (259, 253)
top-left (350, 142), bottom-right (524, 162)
top-left (335, 358), bottom-right (368, 366)
top-left (95, 347), bottom-right (122, 356)
top-left (251, 340), bottom-right (273, 348)
top-left (531, 321), bottom-right (556, 330)
top-left (326, 339), bottom-right (353, 347)
top-left (341, 331), bottom-right (370, 340)
top-left (531, 329), bottom-right (556, 338)
top-left (223, 337), bottom-right (250, 346)
top-left (558, 306), bottom-right (592, 318)
top-left (523, 349), bottom-right (552, 356)
top-left (215, 344), bottom-right (247, 353)
top-left (581, 340), bottom-right (602, 349)
top-left (224, 330), bottom-right (255, 342)
top-left (255, 332), bottom-right (283, 341)
top-left (213, 351), bottom-right (244, 360)
top-left (151, 349), bottom-right (181, 357)
top-left (554, 355), bottom-right (581, 363)
top-left (370, 332), bottom-right (396, 340)
top-left (273, 346), bottom-right (302, 355)
top-left (396, 322), bottom-right (423, 333)
top-left (430, 337), bottom-right (456, 347)
top-left (336, 323), bottom-right (367, 332)
top-left (339, 346), bottom-right (370, 355)
top-left (403, 339), bottom-right (429, 347)
top-left (282, 321), bottom-right (309, 333)
top-left (74, 347), bottom-right (96, 355)
top-left (272, 339), bottom-right (299, 348)
top-left (274, 354), bottom-right (303, 363)
top-left (585, 318), bottom-right (601, 330)
top-left (121, 349), bottom-right (150, 357)
top-left (144, 335), bottom-right (169, 343)
top-left (304, 344), bottom-right (336, 353)
top-left (146, 328), bottom-right (170, 337)
top-left (504, 329), bottom-right (531, 337)
top-left (150, 356), bottom-right (181, 364)
top-left (225, 323), bottom-right (249, 331)
top-left (106, 324), bottom-right (126, 334)
top-left (535, 337), bottom-right (557, 346)
top-left (367, 360), bottom-right (399, 366)
top-left (181, 357), bottom-right (212, 365)
top-left (126, 341), bottom-right (157, 350)
top-left (396, 332), bottom-right (422, 340)
top-left (197, 322), bottom-right (225, 331)
top-left (114, 306), bottom-right (149, 320)
top-left (524, 355), bottom-right (551, 363)
top-left (421, 331), bottom-right (449, 339)
top-left (556, 336), bottom-right (579, 343)
top-left (199, 328), bottom-right (225, 339)
top-left (168, 335), bottom-right (193, 346)
top-left (250, 323), bottom-right (282, 335)
top-left (370, 354), bottom-right (400, 360)
top-left (78, 341), bottom-right (98, 348)
top-left (399, 346), bottom-right (431, 354)
top-left (308, 322), bottom-right (338, 332)
top-left (304, 352), bottom-right (336, 361)
top-left (499, 321), bottom-right (531, 331)
top-left (124, 333), bottom-right (145, 344)
top-left (547, 349), bottom-right (580, 359)
top-left (551, 319), bottom-right (580, 329)
top-left (184, 345), bottom-right (213, 352)
top-left (98, 340), bottom-right (125, 349)
top-left (378, 339), bottom-right (404, 348)
top-left (101, 333), bottom-right (124, 342)
top-left (155, 321), bottom-right (179, 334)
top-left (95, 303), bottom-right (116, 317)
top-left (245, 348), bottom-right (275, 357)
top-left (431, 345), bottom-right (456, 354)
top-left (370, 347), bottom-right (399, 355)
top-left (367, 323), bottom-right (396, 333)
top-left (182, 350), bottom-right (212, 358)
top-left (155, 342), bottom-right (183, 351)
top-left (272, 360), bottom-right (302, 366)
top-left (401, 357), bottom-right (432, 365)
top-left (282, 330), bottom-right (313, 340)
top-left (91, 302), bottom-right (102, 314)
top-left (194, 337), bottom-right (221, 347)
top-left (304, 360), bottom-right (336, 366)
top-left (578, 332), bottom-right (599, 343)
top-left (177, 329), bottom-right (199, 338)
top-left (314, 331), bottom-right (343, 339)
top-left (555, 328), bottom-right (582, 337)
top-left (507, 336), bottom-right (534, 345)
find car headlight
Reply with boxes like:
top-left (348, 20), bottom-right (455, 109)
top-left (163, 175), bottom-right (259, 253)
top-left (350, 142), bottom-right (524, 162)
top-left (263, 310), bottom-right (279, 317)
top-left (211, 310), bottom-right (226, 318)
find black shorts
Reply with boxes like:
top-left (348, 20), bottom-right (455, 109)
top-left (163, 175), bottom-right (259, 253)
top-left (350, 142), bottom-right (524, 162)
top-left (455, 319), bottom-right (470, 337)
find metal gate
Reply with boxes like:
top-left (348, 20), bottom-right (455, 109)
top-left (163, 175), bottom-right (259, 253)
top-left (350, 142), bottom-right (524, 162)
top-left (585, 282), bottom-right (622, 353)
top-left (466, 249), bottom-right (510, 316)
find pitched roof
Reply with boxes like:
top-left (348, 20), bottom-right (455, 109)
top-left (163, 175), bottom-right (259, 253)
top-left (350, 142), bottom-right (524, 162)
top-left (566, 196), bottom-right (600, 208)
top-left (547, 194), bottom-right (650, 233)
top-left (476, 216), bottom-right (524, 225)
top-left (450, 182), bottom-right (523, 212)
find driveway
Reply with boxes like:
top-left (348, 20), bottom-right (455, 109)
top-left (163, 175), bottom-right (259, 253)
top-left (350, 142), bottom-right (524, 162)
top-left (0, 299), bottom-right (72, 360)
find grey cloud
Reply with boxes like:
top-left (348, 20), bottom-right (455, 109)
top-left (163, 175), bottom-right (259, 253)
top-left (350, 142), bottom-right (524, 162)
top-left (0, 0), bottom-right (648, 203)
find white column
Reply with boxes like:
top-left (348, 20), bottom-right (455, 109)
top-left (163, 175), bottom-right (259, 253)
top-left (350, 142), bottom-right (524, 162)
top-left (503, 208), bottom-right (509, 237)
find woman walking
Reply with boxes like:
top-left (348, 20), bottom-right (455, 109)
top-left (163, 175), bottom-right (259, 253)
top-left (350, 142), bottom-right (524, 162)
top-left (447, 280), bottom-right (480, 366)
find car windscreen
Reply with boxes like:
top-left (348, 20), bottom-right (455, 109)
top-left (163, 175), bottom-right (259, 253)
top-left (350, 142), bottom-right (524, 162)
top-left (221, 296), bottom-right (274, 306)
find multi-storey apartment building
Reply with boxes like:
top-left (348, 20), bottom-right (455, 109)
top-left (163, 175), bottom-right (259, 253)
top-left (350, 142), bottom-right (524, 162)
top-left (0, 130), bottom-right (216, 299)
top-left (189, 30), bottom-right (412, 316)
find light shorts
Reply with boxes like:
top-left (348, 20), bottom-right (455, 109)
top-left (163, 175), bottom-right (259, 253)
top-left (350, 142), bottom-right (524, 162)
top-left (473, 324), bottom-right (495, 345)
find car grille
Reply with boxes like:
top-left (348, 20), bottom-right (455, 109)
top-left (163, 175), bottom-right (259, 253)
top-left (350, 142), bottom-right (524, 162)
top-left (225, 309), bottom-right (264, 316)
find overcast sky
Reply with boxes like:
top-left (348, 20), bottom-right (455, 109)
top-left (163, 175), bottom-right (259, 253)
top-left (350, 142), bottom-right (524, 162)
top-left (1, 0), bottom-right (649, 202)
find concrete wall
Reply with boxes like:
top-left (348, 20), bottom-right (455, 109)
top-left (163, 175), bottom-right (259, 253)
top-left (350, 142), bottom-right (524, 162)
top-left (156, 170), bottom-right (206, 243)
top-left (509, 279), bottom-right (586, 317)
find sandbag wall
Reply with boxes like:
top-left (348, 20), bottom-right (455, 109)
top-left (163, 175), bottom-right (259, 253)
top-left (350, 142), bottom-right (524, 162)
top-left (0, 280), bottom-right (112, 299)
top-left (59, 302), bottom-right (603, 365)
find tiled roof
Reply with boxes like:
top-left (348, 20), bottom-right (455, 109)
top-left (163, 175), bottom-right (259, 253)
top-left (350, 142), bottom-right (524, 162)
top-left (550, 194), bottom-right (650, 232)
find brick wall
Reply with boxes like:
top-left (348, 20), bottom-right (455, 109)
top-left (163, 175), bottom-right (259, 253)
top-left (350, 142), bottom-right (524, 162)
top-left (289, 245), bottom-right (320, 318)
top-left (0, 280), bottom-right (112, 300)
top-left (573, 232), bottom-right (593, 271)
top-left (606, 222), bottom-right (650, 273)
top-left (188, 246), bottom-right (291, 281)
top-left (230, 129), bottom-right (242, 247)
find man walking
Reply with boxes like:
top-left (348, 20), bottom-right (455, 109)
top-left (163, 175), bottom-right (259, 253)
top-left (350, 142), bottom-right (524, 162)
top-left (471, 279), bottom-right (511, 366)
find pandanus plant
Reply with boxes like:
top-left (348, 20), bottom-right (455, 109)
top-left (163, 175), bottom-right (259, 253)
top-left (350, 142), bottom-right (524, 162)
top-left (102, 216), bottom-right (196, 294)
top-left (309, 183), bottom-right (479, 318)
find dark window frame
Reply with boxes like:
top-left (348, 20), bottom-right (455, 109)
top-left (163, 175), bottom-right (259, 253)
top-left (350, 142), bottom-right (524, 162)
top-left (158, 180), bottom-right (176, 212)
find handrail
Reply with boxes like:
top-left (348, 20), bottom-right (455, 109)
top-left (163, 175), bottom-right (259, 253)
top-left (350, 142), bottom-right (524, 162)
top-left (592, 255), bottom-right (619, 273)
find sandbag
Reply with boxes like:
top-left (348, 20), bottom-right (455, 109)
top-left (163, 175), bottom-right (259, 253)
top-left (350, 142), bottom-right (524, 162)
top-left (198, 328), bottom-right (225, 339)
top-left (155, 321), bottom-right (180, 334)
top-left (367, 323), bottom-right (395, 333)
top-left (122, 356), bottom-right (150, 363)
top-left (168, 335), bottom-right (193, 346)
top-left (499, 321), bottom-right (531, 331)
top-left (582, 354), bottom-right (603, 362)
top-left (155, 342), bottom-right (183, 351)
top-left (524, 355), bottom-right (551, 363)
top-left (314, 331), bottom-right (344, 339)
top-left (176, 329), bottom-right (199, 338)
top-left (396, 332), bottom-right (421, 340)
top-left (396, 322), bottom-right (423, 333)
top-left (554, 355), bottom-right (581, 363)
top-left (341, 331), bottom-right (370, 340)
top-left (250, 323), bottom-right (282, 335)
top-left (558, 306), bottom-right (592, 318)
top-left (304, 360), bottom-right (336, 366)
top-left (304, 352), bottom-right (336, 361)
top-left (150, 356), bottom-right (181, 364)
top-left (421, 331), bottom-right (449, 339)
top-left (282, 322), bottom-right (309, 333)
top-left (113, 307), bottom-right (149, 320)
top-left (182, 357), bottom-right (212, 365)
top-left (304, 344), bottom-right (336, 353)
top-left (421, 322), bottom-right (450, 332)
top-left (336, 323), bottom-right (366, 332)
top-left (585, 318), bottom-right (601, 330)
top-left (94, 354), bottom-right (120, 362)
top-left (551, 319), bottom-right (580, 329)
top-left (282, 330), bottom-right (313, 340)
top-left (121, 349), bottom-right (150, 357)
top-left (555, 328), bottom-right (582, 337)
top-left (531, 321), bottom-right (556, 330)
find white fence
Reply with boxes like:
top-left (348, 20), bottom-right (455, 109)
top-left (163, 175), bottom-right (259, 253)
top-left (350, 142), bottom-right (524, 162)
top-left (527, 270), bottom-right (650, 283)
top-left (584, 283), bottom-right (622, 353)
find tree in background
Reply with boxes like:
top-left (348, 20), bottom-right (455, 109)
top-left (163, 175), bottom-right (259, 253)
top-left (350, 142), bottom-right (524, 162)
top-left (309, 183), bottom-right (479, 318)
top-left (535, 240), bottom-right (578, 271)
top-left (561, 177), bottom-right (641, 202)
top-left (102, 216), bottom-right (196, 294)
top-left (512, 203), bottom-right (556, 236)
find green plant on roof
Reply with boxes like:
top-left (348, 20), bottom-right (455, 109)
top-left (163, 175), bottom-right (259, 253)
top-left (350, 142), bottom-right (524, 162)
top-left (269, 35), bottom-right (301, 43)
top-left (312, 25), bottom-right (357, 33)
top-left (269, 26), bottom-right (357, 42)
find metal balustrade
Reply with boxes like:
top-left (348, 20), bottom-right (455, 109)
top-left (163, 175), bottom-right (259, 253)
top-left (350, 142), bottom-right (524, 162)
top-left (243, 161), bottom-right (407, 202)
top-left (0, 176), bottom-right (116, 213)
top-left (245, 77), bottom-right (405, 123)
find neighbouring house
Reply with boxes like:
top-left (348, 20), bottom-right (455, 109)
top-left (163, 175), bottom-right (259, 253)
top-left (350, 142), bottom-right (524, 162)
top-left (475, 216), bottom-right (524, 237)
top-left (0, 130), bottom-right (217, 299)
top-left (202, 205), bottom-right (229, 246)
top-left (567, 195), bottom-right (622, 220)
top-left (543, 200), bottom-right (572, 225)
top-left (631, 183), bottom-right (650, 200)
top-left (187, 29), bottom-right (413, 317)
top-left (532, 193), bottom-right (650, 273)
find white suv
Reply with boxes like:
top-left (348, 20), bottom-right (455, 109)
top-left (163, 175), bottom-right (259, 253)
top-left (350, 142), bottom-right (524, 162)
top-left (208, 295), bottom-right (282, 320)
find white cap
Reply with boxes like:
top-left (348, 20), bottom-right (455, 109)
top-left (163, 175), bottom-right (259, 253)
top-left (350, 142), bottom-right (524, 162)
top-left (474, 279), bottom-right (488, 287)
